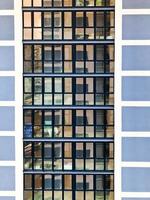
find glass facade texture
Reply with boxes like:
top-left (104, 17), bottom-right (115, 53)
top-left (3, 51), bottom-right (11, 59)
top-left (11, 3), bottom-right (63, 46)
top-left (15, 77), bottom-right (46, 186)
top-left (23, 0), bottom-right (114, 199)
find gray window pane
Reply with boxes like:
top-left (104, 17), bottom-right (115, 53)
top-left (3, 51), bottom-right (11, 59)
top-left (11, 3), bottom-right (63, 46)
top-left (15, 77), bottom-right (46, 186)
top-left (0, 46), bottom-right (14, 71)
top-left (0, 198), bottom-right (15, 200)
top-left (0, 166), bottom-right (15, 191)
top-left (0, 0), bottom-right (14, 9)
top-left (0, 136), bottom-right (15, 161)
top-left (0, 77), bottom-right (15, 101)
top-left (123, 0), bottom-right (150, 9)
top-left (122, 137), bottom-right (150, 162)
top-left (122, 15), bottom-right (150, 40)
top-left (0, 107), bottom-right (15, 131)
top-left (122, 107), bottom-right (150, 132)
top-left (122, 198), bottom-right (150, 200)
top-left (0, 16), bottom-right (14, 40)
top-left (122, 77), bottom-right (150, 101)
top-left (122, 46), bottom-right (150, 71)
top-left (122, 167), bottom-right (150, 192)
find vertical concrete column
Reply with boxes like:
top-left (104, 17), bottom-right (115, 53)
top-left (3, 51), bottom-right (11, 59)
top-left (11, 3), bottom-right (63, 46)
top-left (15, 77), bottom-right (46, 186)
top-left (116, 0), bottom-right (150, 199)
top-left (0, 0), bottom-right (23, 199)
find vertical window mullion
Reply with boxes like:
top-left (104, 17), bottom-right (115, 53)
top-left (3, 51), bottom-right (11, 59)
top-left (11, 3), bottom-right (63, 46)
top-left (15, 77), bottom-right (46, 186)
top-left (41, 12), bottom-right (44, 41)
top-left (62, 12), bottom-right (64, 40)
top-left (62, 45), bottom-right (64, 73)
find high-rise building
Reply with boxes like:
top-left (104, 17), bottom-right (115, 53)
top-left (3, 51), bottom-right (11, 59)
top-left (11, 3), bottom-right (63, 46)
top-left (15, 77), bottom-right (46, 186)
top-left (1, 0), bottom-right (150, 200)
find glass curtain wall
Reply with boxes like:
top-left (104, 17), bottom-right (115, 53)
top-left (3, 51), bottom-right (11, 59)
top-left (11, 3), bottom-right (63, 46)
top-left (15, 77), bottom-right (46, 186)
top-left (23, 0), bottom-right (115, 199)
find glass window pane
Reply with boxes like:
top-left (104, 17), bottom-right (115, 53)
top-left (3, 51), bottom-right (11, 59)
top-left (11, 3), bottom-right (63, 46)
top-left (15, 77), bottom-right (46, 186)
top-left (24, 78), bottom-right (32, 93)
top-left (44, 175), bottom-right (52, 189)
top-left (24, 28), bottom-right (32, 40)
top-left (54, 0), bottom-right (62, 6)
top-left (54, 12), bottom-right (62, 27)
top-left (86, 45), bottom-right (93, 60)
top-left (24, 12), bottom-right (31, 27)
top-left (64, 0), bottom-right (72, 6)
top-left (54, 175), bottom-right (62, 189)
top-left (44, 142), bottom-right (52, 157)
top-left (76, 143), bottom-right (83, 158)
top-left (76, 175), bottom-right (83, 190)
top-left (64, 191), bottom-right (72, 200)
top-left (24, 110), bottom-right (32, 125)
top-left (23, 0), bottom-right (32, 7)
top-left (86, 192), bottom-right (94, 200)
top-left (76, 45), bottom-right (84, 60)
top-left (64, 12), bottom-right (72, 27)
top-left (105, 192), bottom-right (114, 200)
top-left (64, 61), bottom-right (72, 73)
top-left (64, 110), bottom-right (72, 125)
top-left (96, 12), bottom-right (104, 27)
top-left (86, 175), bottom-right (93, 190)
top-left (54, 46), bottom-right (62, 60)
top-left (96, 175), bottom-right (104, 190)
top-left (76, 12), bottom-right (84, 27)
top-left (65, 45), bottom-right (72, 60)
top-left (76, 110), bottom-right (84, 125)
top-left (106, 175), bottom-right (114, 190)
top-left (55, 78), bottom-right (62, 92)
top-left (96, 45), bottom-right (104, 60)
top-left (96, 78), bottom-right (104, 93)
top-left (44, 191), bottom-right (52, 200)
top-left (34, 175), bottom-right (42, 189)
top-left (43, 0), bottom-right (52, 6)
top-left (86, 110), bottom-right (93, 125)
top-left (64, 143), bottom-right (72, 157)
top-left (106, 110), bottom-right (113, 125)
top-left (44, 12), bottom-right (52, 27)
top-left (24, 45), bottom-right (32, 60)
top-left (86, 12), bottom-right (94, 27)
top-left (45, 78), bottom-right (52, 93)
top-left (86, 0), bottom-right (94, 6)
top-left (34, 142), bottom-right (42, 157)
top-left (34, 12), bottom-right (41, 27)
top-left (24, 191), bottom-right (32, 200)
top-left (25, 145), bottom-right (32, 159)
top-left (34, 45), bottom-right (42, 60)
top-left (76, 0), bottom-right (84, 6)
top-left (65, 78), bottom-right (72, 92)
top-left (64, 175), bottom-right (72, 189)
top-left (106, 45), bottom-right (114, 60)
top-left (76, 78), bottom-right (84, 93)
top-left (96, 143), bottom-right (104, 158)
top-left (107, 0), bottom-right (115, 6)
top-left (44, 46), bottom-right (52, 61)
top-left (33, 0), bottom-right (42, 6)
top-left (34, 110), bottom-right (42, 125)
top-left (25, 174), bottom-right (32, 189)
top-left (96, 110), bottom-right (104, 125)
top-left (34, 78), bottom-right (42, 93)
top-left (64, 28), bottom-right (72, 39)
top-left (33, 28), bottom-right (42, 40)
top-left (34, 191), bottom-right (42, 200)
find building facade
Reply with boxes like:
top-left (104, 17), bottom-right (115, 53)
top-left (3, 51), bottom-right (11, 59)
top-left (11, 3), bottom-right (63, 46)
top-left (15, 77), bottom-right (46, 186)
top-left (0, 0), bottom-right (150, 200)
top-left (23, 0), bottom-right (114, 200)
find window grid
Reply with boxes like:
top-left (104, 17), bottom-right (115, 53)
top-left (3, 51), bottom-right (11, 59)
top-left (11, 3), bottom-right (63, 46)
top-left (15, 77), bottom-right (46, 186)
top-left (24, 174), bottom-right (114, 200)
top-left (23, 77), bottom-right (114, 106)
top-left (23, 11), bottom-right (115, 41)
top-left (23, 44), bottom-right (114, 74)
top-left (23, 109), bottom-right (114, 139)
top-left (23, 0), bottom-right (115, 8)
top-left (24, 141), bottom-right (114, 171)
top-left (23, 0), bottom-right (115, 199)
